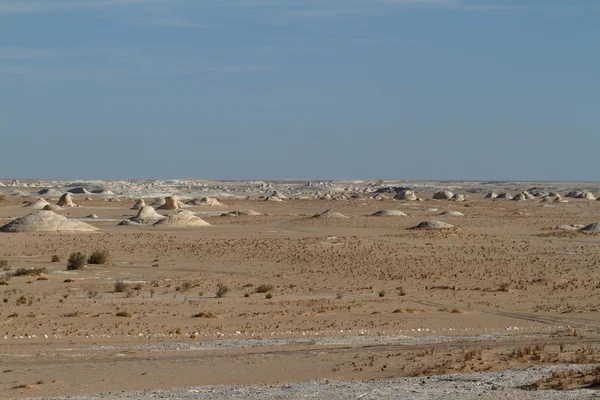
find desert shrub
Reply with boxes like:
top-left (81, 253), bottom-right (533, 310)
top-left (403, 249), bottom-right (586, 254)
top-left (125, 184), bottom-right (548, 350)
top-left (115, 311), bottom-right (132, 318)
top-left (87, 290), bottom-right (99, 299)
top-left (265, 293), bottom-right (273, 299)
top-left (192, 312), bottom-right (217, 318)
top-left (215, 283), bottom-right (229, 298)
top-left (179, 281), bottom-right (193, 292)
top-left (11, 267), bottom-right (46, 277)
top-left (499, 282), bottom-right (510, 292)
top-left (255, 284), bottom-right (274, 293)
top-left (87, 249), bottom-right (109, 265)
top-left (336, 292), bottom-right (343, 299)
top-left (114, 279), bottom-right (129, 293)
top-left (378, 290), bottom-right (386, 297)
top-left (66, 252), bottom-right (86, 270)
top-left (16, 295), bottom-right (27, 306)
top-left (51, 255), bottom-right (61, 263)
top-left (0, 259), bottom-right (9, 271)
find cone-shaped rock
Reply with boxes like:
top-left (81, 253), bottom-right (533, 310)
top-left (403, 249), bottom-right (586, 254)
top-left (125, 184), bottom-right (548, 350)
top-left (312, 210), bottom-right (348, 219)
top-left (410, 220), bottom-right (455, 230)
top-left (57, 193), bottom-right (75, 207)
top-left (438, 211), bottom-right (464, 217)
top-left (221, 209), bottom-right (262, 217)
top-left (122, 206), bottom-right (164, 225)
top-left (25, 198), bottom-right (50, 209)
top-left (580, 222), bottom-right (600, 233)
top-left (394, 190), bottom-right (417, 201)
top-left (371, 210), bottom-right (408, 217)
top-left (131, 199), bottom-right (146, 210)
top-left (158, 196), bottom-right (182, 210)
top-left (0, 211), bottom-right (97, 233)
top-left (187, 197), bottom-right (223, 206)
top-left (433, 190), bottom-right (454, 200)
top-left (153, 213), bottom-right (211, 228)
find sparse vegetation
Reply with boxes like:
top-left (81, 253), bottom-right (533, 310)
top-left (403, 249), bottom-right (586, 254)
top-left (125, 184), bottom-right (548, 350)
top-left (265, 293), bottom-right (273, 299)
top-left (66, 252), bottom-right (86, 270)
top-left (216, 283), bottom-right (229, 298)
top-left (87, 249), bottom-right (110, 265)
top-left (378, 290), bottom-right (386, 297)
top-left (255, 283), bottom-right (274, 293)
top-left (51, 255), bottom-right (61, 263)
top-left (114, 279), bottom-right (129, 293)
top-left (192, 311), bottom-right (217, 318)
top-left (10, 267), bottom-right (46, 277)
top-left (0, 259), bottom-right (10, 271)
top-left (115, 311), bottom-right (132, 318)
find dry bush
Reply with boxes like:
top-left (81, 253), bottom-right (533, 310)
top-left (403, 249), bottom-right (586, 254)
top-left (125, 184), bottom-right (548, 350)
top-left (66, 252), bottom-right (86, 270)
top-left (0, 259), bottom-right (9, 271)
top-left (192, 312), bottom-right (217, 318)
top-left (378, 290), bottom-right (386, 297)
top-left (116, 311), bottom-right (132, 318)
top-left (179, 281), bottom-right (193, 292)
top-left (10, 267), bottom-right (46, 277)
top-left (216, 283), bottom-right (229, 298)
top-left (87, 249), bottom-right (110, 265)
top-left (265, 293), bottom-right (273, 299)
top-left (16, 295), bottom-right (27, 306)
top-left (255, 284), bottom-right (274, 293)
top-left (114, 279), bottom-right (129, 293)
top-left (51, 255), bottom-right (61, 263)
top-left (521, 366), bottom-right (600, 390)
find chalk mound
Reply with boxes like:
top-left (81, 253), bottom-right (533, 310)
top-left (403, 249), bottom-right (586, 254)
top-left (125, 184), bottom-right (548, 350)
top-left (25, 198), bottom-right (50, 210)
top-left (43, 204), bottom-right (63, 211)
top-left (86, 214), bottom-right (99, 219)
top-left (158, 196), bottom-right (185, 210)
top-left (221, 209), bottom-right (262, 217)
top-left (0, 211), bottom-right (97, 233)
top-left (552, 224), bottom-right (584, 230)
top-left (580, 222), bottom-right (600, 233)
top-left (68, 187), bottom-right (91, 195)
top-left (57, 193), bottom-right (76, 208)
top-left (450, 193), bottom-right (465, 202)
top-left (38, 188), bottom-right (63, 197)
top-left (394, 190), bottom-right (417, 201)
top-left (187, 197), bottom-right (223, 207)
top-left (153, 213), bottom-right (211, 228)
top-left (513, 193), bottom-right (528, 201)
top-left (131, 199), bottom-right (146, 210)
top-left (312, 210), bottom-right (348, 219)
top-left (577, 192), bottom-right (596, 200)
top-left (433, 190), bottom-right (454, 200)
top-left (371, 210), bottom-right (408, 217)
top-left (91, 189), bottom-right (114, 195)
top-left (438, 211), bottom-right (464, 217)
top-left (410, 220), bottom-right (455, 230)
top-left (265, 195), bottom-right (284, 202)
top-left (496, 193), bottom-right (513, 199)
top-left (152, 198), bottom-right (166, 208)
top-left (121, 206), bottom-right (164, 225)
top-left (270, 190), bottom-right (287, 200)
top-left (485, 192), bottom-right (498, 199)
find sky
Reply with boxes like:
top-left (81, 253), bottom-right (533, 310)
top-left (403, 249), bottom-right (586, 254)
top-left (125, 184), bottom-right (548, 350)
top-left (0, 0), bottom-right (598, 181)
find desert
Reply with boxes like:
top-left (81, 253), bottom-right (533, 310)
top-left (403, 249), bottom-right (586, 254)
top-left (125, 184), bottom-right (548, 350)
top-left (0, 179), bottom-right (599, 399)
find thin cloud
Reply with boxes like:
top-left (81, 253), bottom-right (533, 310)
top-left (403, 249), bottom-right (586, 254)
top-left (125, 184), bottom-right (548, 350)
top-left (131, 16), bottom-right (205, 28)
top-left (0, 0), bottom-right (175, 15)
top-left (0, 47), bottom-right (65, 60)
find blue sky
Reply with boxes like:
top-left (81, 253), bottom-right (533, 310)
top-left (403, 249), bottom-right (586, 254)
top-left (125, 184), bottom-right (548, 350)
top-left (1, 0), bottom-right (598, 181)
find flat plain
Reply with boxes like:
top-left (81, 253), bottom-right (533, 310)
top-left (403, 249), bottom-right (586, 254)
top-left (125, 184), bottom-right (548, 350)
top-left (0, 180), bottom-right (599, 399)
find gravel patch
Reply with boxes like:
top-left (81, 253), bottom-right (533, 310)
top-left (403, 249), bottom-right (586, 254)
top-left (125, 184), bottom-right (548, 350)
top-left (24, 364), bottom-right (600, 399)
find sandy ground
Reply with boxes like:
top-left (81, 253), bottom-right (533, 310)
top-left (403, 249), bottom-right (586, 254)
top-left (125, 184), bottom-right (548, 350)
top-left (1, 191), bottom-right (599, 398)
